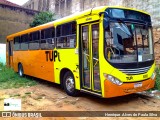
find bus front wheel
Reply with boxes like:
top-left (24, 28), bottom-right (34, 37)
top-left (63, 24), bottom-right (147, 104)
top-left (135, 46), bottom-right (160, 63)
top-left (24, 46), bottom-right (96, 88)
top-left (18, 64), bottom-right (24, 77)
top-left (63, 71), bottom-right (79, 96)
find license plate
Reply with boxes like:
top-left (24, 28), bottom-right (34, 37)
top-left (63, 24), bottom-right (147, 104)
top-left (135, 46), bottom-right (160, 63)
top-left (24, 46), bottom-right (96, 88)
top-left (134, 82), bottom-right (142, 88)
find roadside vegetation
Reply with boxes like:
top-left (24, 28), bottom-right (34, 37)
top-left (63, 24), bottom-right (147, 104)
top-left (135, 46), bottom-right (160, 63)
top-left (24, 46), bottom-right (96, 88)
top-left (154, 68), bottom-right (160, 90)
top-left (0, 63), bottom-right (37, 89)
top-left (30, 11), bottom-right (56, 27)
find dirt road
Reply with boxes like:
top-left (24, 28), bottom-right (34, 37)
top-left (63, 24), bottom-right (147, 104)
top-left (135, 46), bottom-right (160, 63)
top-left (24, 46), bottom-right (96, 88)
top-left (0, 80), bottom-right (160, 120)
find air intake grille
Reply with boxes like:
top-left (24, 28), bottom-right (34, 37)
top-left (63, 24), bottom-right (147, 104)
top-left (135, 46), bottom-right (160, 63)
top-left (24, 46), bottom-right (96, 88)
top-left (119, 66), bottom-right (151, 75)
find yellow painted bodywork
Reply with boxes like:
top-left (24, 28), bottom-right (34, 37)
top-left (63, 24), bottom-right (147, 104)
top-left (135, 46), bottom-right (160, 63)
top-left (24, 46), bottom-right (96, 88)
top-left (53, 48), bottom-right (79, 84)
top-left (6, 6), bottom-right (154, 98)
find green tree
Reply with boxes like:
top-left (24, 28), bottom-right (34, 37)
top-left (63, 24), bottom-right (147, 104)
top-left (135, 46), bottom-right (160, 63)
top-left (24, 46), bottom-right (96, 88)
top-left (30, 11), bottom-right (56, 27)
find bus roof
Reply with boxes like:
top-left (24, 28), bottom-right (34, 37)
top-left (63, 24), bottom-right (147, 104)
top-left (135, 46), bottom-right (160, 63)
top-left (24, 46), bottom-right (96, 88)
top-left (7, 6), bottom-right (150, 40)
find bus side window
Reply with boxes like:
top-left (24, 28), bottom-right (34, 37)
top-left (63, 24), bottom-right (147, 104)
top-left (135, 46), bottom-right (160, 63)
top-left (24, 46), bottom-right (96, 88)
top-left (29, 31), bottom-right (40, 50)
top-left (56, 21), bottom-right (76, 48)
top-left (14, 36), bottom-right (20, 51)
top-left (21, 34), bottom-right (29, 50)
top-left (41, 30), bottom-right (45, 40)
top-left (29, 33), bottom-right (33, 42)
top-left (41, 27), bottom-right (55, 50)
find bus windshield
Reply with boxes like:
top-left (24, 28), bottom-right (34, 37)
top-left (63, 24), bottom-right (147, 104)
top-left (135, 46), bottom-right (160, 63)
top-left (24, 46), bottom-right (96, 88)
top-left (104, 22), bottom-right (154, 63)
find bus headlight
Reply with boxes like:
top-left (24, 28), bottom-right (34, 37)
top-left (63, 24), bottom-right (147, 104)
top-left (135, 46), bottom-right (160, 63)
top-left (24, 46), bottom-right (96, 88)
top-left (151, 72), bottom-right (156, 80)
top-left (104, 74), bottom-right (123, 86)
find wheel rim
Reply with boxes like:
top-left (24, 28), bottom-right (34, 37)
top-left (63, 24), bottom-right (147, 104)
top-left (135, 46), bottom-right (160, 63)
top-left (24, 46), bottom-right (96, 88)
top-left (66, 76), bottom-right (74, 92)
top-left (19, 66), bottom-right (23, 76)
top-left (19, 69), bottom-right (22, 76)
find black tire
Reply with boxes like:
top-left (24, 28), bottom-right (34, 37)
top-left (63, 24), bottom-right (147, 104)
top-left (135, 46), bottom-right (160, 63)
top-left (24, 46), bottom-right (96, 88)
top-left (18, 64), bottom-right (24, 77)
top-left (63, 71), bottom-right (79, 96)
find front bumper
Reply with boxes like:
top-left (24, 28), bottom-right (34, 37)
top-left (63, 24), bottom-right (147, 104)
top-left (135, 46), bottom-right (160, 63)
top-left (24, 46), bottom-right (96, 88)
top-left (104, 78), bottom-right (155, 98)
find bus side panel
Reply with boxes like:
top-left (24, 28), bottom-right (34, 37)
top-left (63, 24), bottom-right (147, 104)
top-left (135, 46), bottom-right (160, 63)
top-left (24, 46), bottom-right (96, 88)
top-left (9, 56), bottom-right (13, 68)
top-left (6, 52), bottom-right (13, 67)
top-left (54, 49), bottom-right (80, 90)
top-left (13, 50), bottom-right (55, 82)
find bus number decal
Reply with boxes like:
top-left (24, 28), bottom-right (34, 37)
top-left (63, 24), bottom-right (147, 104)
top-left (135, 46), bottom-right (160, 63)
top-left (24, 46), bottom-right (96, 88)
top-left (126, 76), bottom-right (133, 81)
top-left (143, 74), bottom-right (148, 79)
top-left (45, 51), bottom-right (61, 62)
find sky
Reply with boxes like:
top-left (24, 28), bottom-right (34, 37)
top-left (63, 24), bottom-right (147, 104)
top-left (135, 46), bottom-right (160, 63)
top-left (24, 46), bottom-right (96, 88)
top-left (7, 0), bottom-right (29, 5)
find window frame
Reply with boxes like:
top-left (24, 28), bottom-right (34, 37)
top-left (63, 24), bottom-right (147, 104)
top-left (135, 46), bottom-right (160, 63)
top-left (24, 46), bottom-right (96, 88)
top-left (14, 36), bottom-right (21, 51)
top-left (29, 31), bottom-right (40, 50)
top-left (20, 34), bottom-right (29, 50)
top-left (40, 27), bottom-right (55, 50)
top-left (56, 21), bottom-right (77, 49)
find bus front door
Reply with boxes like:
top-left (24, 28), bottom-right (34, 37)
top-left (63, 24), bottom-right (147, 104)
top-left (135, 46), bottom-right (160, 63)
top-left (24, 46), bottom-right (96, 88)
top-left (80, 23), bottom-right (101, 93)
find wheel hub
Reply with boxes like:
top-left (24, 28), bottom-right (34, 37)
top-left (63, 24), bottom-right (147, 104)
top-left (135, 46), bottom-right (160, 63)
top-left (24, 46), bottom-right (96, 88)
top-left (66, 77), bottom-right (74, 92)
top-left (19, 69), bottom-right (22, 76)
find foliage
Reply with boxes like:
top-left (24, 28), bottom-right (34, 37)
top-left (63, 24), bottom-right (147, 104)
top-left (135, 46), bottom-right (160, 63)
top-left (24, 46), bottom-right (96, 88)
top-left (0, 63), bottom-right (37, 89)
top-left (154, 68), bottom-right (160, 90)
top-left (30, 11), bottom-right (56, 27)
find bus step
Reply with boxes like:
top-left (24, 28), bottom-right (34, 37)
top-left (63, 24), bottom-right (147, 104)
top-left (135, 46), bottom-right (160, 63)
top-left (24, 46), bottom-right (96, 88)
top-left (80, 89), bottom-right (102, 97)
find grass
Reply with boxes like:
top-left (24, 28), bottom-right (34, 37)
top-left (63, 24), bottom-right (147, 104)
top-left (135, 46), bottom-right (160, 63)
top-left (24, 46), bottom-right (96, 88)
top-left (25, 92), bottom-right (32, 95)
top-left (0, 63), bottom-right (37, 89)
top-left (10, 94), bottom-right (21, 97)
top-left (154, 68), bottom-right (160, 90)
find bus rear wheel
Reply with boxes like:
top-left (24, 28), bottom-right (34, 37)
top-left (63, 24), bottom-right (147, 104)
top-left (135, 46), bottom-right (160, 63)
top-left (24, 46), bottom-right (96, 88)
top-left (18, 64), bottom-right (24, 77)
top-left (63, 71), bottom-right (79, 96)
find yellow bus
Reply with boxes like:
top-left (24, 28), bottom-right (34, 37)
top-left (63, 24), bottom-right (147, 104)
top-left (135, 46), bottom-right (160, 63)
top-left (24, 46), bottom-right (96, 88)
top-left (6, 6), bottom-right (156, 98)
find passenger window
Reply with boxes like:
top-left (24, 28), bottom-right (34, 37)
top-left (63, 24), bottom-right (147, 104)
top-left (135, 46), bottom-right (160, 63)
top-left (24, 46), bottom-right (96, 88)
top-left (41, 27), bottom-right (55, 50)
top-left (14, 36), bottom-right (20, 50)
top-left (56, 21), bottom-right (76, 48)
top-left (21, 34), bottom-right (28, 43)
top-left (29, 31), bottom-right (40, 50)
top-left (45, 28), bottom-right (54, 38)
top-left (32, 31), bottom-right (40, 41)
top-left (21, 34), bottom-right (29, 50)
top-left (56, 26), bottom-right (61, 37)
top-left (71, 22), bottom-right (76, 34)
top-left (41, 30), bottom-right (45, 39)
top-left (14, 36), bottom-right (20, 44)
top-left (29, 33), bottom-right (32, 41)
